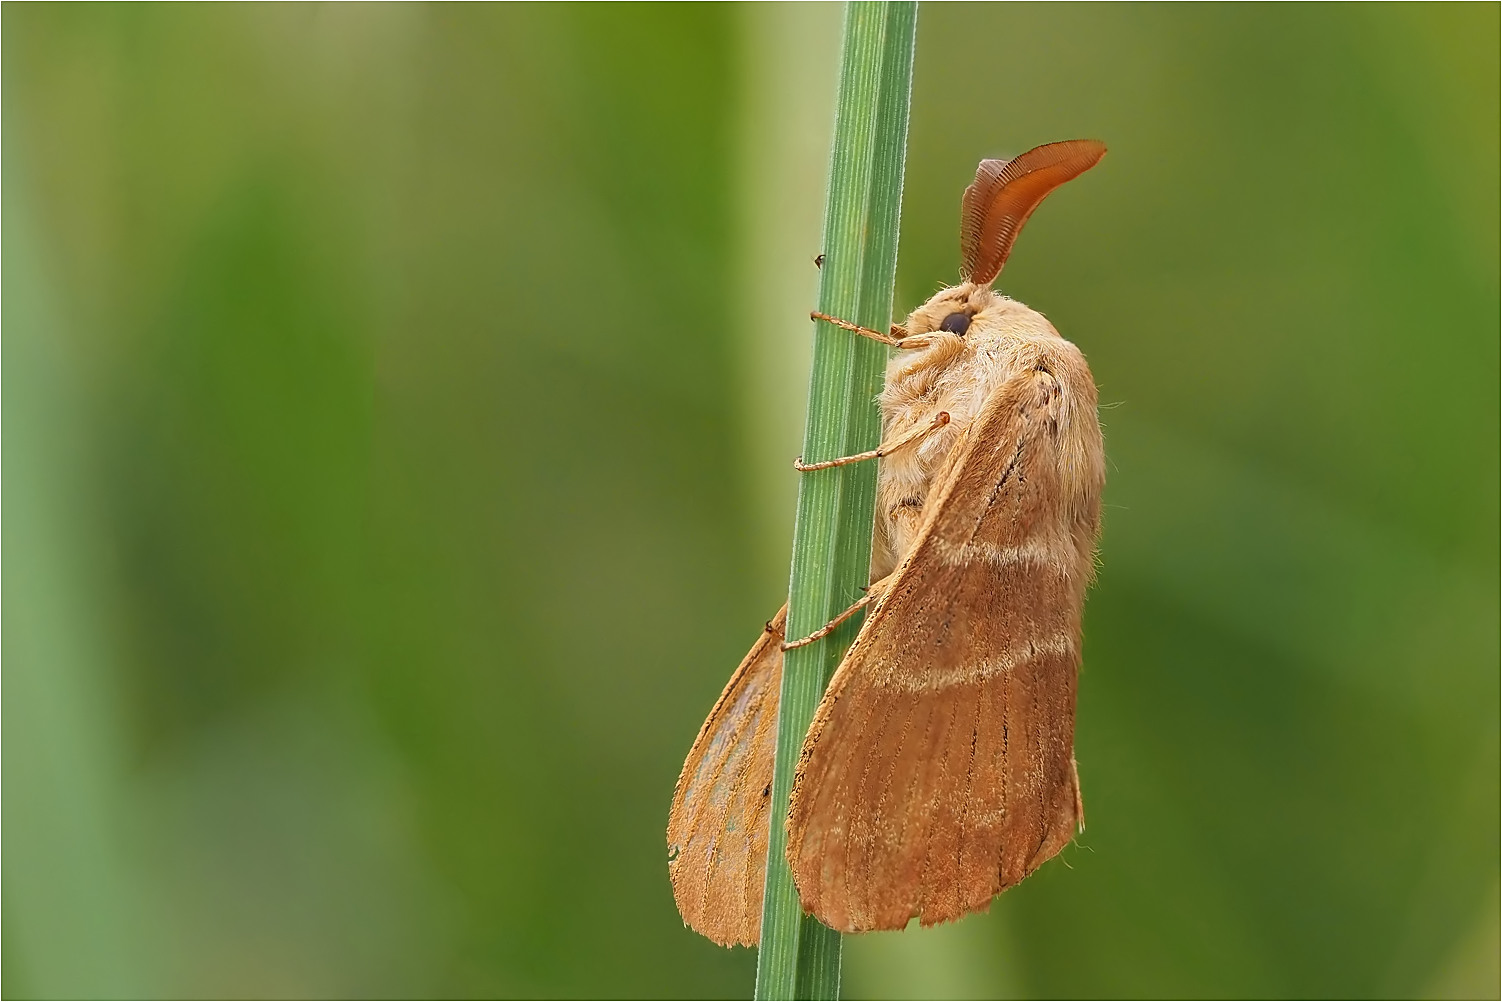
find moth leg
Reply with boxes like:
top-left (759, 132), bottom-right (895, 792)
top-left (794, 412), bottom-right (950, 472)
top-left (780, 597), bottom-right (870, 651)
top-left (811, 311), bottom-right (945, 351)
top-left (810, 310), bottom-right (907, 345)
top-left (781, 575), bottom-right (894, 651)
top-left (1072, 756), bottom-right (1086, 834)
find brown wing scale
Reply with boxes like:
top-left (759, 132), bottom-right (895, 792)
top-left (666, 606), bottom-right (785, 946)
top-left (786, 355), bottom-right (1102, 933)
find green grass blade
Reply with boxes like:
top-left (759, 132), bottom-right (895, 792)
top-left (753, 4), bottom-right (918, 999)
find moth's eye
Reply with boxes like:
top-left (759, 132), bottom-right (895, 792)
top-left (939, 311), bottom-right (972, 336)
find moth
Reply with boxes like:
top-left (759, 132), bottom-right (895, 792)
top-left (667, 140), bottom-right (1108, 945)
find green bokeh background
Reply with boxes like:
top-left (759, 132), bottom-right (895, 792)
top-left (5, 4), bottom-right (1497, 998)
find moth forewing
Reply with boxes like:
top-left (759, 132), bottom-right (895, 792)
top-left (665, 606), bottom-right (786, 947)
top-left (785, 330), bottom-right (1104, 934)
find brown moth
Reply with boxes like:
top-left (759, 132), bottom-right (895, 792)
top-left (668, 140), bottom-right (1108, 945)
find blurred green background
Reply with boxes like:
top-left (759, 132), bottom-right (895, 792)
top-left (4, 4), bottom-right (1497, 998)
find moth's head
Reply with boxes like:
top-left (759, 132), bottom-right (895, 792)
top-left (905, 284), bottom-right (1062, 350)
top-left (906, 282), bottom-right (998, 340)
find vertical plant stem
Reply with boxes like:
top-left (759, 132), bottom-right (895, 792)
top-left (754, 4), bottom-right (917, 1000)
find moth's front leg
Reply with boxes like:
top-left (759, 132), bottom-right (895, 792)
top-left (809, 311), bottom-right (937, 350)
top-left (793, 411), bottom-right (950, 472)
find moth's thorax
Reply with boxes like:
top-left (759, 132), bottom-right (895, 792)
top-left (871, 283), bottom-right (1100, 579)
